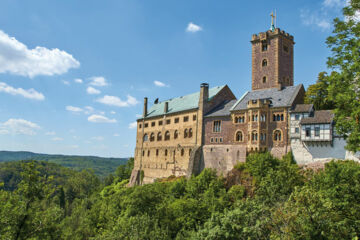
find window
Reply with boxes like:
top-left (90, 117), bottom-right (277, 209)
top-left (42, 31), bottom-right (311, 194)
top-left (189, 128), bottom-right (193, 138)
top-left (306, 128), bottom-right (311, 137)
top-left (263, 76), bottom-right (267, 83)
top-left (150, 133), bottom-right (155, 142)
top-left (295, 127), bottom-right (299, 133)
top-left (260, 114), bottom-right (266, 122)
top-left (156, 149), bottom-right (159, 156)
top-left (193, 115), bottom-right (197, 121)
top-left (147, 150), bottom-right (150, 157)
top-left (215, 138), bottom-right (218, 143)
top-left (315, 127), bottom-right (320, 137)
top-left (158, 120), bottom-right (163, 126)
top-left (139, 124), bottom-right (142, 129)
top-left (189, 149), bottom-right (192, 156)
top-left (262, 41), bottom-right (268, 51)
top-left (165, 149), bottom-right (168, 156)
top-left (213, 120), bottom-right (221, 132)
top-left (151, 122), bottom-right (155, 127)
top-left (165, 131), bottom-right (170, 141)
top-left (184, 129), bottom-right (188, 138)
top-left (262, 59), bottom-right (268, 67)
top-left (219, 138), bottom-right (223, 143)
top-left (274, 130), bottom-right (282, 141)
top-left (252, 100), bottom-right (257, 104)
top-left (166, 119), bottom-right (171, 125)
top-left (283, 45), bottom-right (289, 53)
top-left (260, 133), bottom-right (266, 141)
top-left (281, 114), bottom-right (284, 121)
top-left (210, 137), bottom-right (214, 143)
top-left (183, 116), bottom-right (189, 122)
top-left (252, 131), bottom-right (258, 141)
top-left (143, 134), bottom-right (148, 142)
top-left (142, 150), bottom-right (145, 156)
top-left (174, 118), bottom-right (179, 123)
top-left (181, 149), bottom-right (184, 156)
top-left (144, 123), bottom-right (148, 128)
top-left (157, 132), bottom-right (162, 141)
top-left (295, 114), bottom-right (300, 120)
top-left (174, 130), bottom-right (178, 139)
top-left (236, 131), bottom-right (243, 142)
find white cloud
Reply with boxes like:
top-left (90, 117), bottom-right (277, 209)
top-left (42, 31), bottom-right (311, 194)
top-left (96, 95), bottom-right (139, 107)
top-left (52, 137), bottom-right (63, 141)
top-left (66, 105), bottom-right (83, 113)
top-left (110, 111), bottom-right (116, 114)
top-left (154, 80), bottom-right (167, 87)
top-left (0, 118), bottom-right (40, 135)
top-left (84, 106), bottom-right (94, 114)
top-left (0, 30), bottom-right (79, 78)
top-left (186, 22), bottom-right (202, 33)
top-left (62, 80), bottom-right (70, 85)
top-left (86, 86), bottom-right (101, 95)
top-left (89, 76), bottom-right (108, 87)
top-left (323, 0), bottom-right (345, 8)
top-left (0, 82), bottom-right (45, 100)
top-left (69, 145), bottom-right (79, 149)
top-left (91, 136), bottom-right (104, 141)
top-left (136, 114), bottom-right (143, 118)
top-left (113, 133), bottom-right (120, 137)
top-left (129, 121), bottom-right (137, 129)
top-left (45, 131), bottom-right (56, 135)
top-left (88, 114), bottom-right (117, 123)
top-left (74, 78), bottom-right (83, 83)
top-left (300, 9), bottom-right (331, 31)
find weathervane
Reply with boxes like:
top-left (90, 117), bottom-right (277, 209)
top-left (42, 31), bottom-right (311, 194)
top-left (270, 10), bottom-right (276, 31)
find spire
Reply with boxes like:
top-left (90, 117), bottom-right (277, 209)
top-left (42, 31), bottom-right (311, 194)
top-left (270, 10), bottom-right (276, 31)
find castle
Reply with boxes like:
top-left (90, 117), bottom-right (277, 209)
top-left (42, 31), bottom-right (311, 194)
top-left (129, 25), bottom-right (359, 185)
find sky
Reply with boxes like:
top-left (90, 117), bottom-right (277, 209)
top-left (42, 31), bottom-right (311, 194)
top-left (0, 0), bottom-right (348, 157)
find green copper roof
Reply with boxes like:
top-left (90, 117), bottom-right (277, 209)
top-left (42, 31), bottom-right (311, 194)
top-left (144, 85), bottom-right (226, 119)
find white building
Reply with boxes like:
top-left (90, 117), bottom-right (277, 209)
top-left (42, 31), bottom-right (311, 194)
top-left (290, 104), bottom-right (359, 164)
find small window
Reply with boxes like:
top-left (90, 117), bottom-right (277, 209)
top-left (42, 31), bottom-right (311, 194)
top-left (151, 122), bottom-right (155, 127)
top-left (174, 130), bottom-right (178, 139)
top-left (174, 118), bottom-right (179, 123)
top-left (215, 138), bottom-right (218, 143)
top-left (219, 138), bottom-right (223, 143)
top-left (274, 130), bottom-right (282, 141)
top-left (315, 127), bottom-right (320, 137)
top-left (158, 121), bottom-right (163, 126)
top-left (143, 134), bottom-right (148, 142)
top-left (283, 45), bottom-right (289, 53)
top-left (281, 114), bottom-right (284, 121)
top-left (142, 150), bottom-right (145, 156)
top-left (181, 149), bottom-right (184, 156)
top-left (210, 137), bottom-right (214, 143)
top-left (236, 131), bottom-right (243, 142)
top-left (193, 115), bottom-right (197, 121)
top-left (147, 150), bottom-right (150, 157)
top-left (166, 119), bottom-right (171, 125)
top-left (306, 128), bottom-right (311, 137)
top-left (262, 41), bottom-right (268, 51)
top-left (157, 132), bottom-right (162, 141)
top-left (156, 149), bottom-right (159, 156)
top-left (213, 120), bottom-right (221, 132)
top-left (184, 129), bottom-right (188, 138)
top-left (183, 116), bottom-right (189, 122)
top-left (189, 128), bottom-right (193, 138)
top-left (295, 127), bottom-right (299, 133)
top-left (139, 124), bottom-right (142, 129)
top-left (165, 149), bottom-right (168, 156)
top-left (189, 149), bottom-right (192, 156)
top-left (144, 123), bottom-right (148, 128)
top-left (252, 100), bottom-right (257, 104)
top-left (262, 59), bottom-right (268, 67)
top-left (165, 131), bottom-right (170, 141)
top-left (150, 133), bottom-right (155, 142)
top-left (263, 76), bottom-right (267, 83)
top-left (295, 114), bottom-right (300, 120)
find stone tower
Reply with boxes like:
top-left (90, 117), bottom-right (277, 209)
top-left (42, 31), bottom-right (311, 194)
top-left (251, 28), bottom-right (294, 91)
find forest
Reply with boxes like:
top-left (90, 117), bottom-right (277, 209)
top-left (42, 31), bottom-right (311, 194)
top-left (1, 153), bottom-right (360, 239)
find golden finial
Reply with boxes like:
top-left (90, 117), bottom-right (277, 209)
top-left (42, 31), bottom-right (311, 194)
top-left (270, 10), bottom-right (276, 31)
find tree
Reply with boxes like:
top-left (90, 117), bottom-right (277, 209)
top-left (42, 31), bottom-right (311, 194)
top-left (304, 72), bottom-right (335, 110)
top-left (326, 0), bottom-right (360, 152)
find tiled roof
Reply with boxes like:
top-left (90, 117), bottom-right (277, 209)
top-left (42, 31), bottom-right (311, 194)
top-left (300, 110), bottom-right (334, 124)
top-left (205, 99), bottom-right (238, 117)
top-left (231, 85), bottom-right (303, 111)
top-left (291, 104), bottom-right (313, 113)
top-left (144, 85), bottom-right (226, 119)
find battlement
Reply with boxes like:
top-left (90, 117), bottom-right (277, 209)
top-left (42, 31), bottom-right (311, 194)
top-left (251, 28), bottom-right (294, 43)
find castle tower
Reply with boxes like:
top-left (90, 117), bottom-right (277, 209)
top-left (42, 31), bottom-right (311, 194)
top-left (251, 27), bottom-right (295, 91)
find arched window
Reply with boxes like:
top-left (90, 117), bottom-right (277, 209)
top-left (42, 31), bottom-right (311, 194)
top-left (165, 131), bottom-right (170, 141)
top-left (263, 76), bottom-right (267, 83)
top-left (181, 149), bottom-right (184, 156)
top-left (184, 129), bottom-right (188, 138)
top-left (234, 117), bottom-right (238, 123)
top-left (262, 59), bottom-right (268, 67)
top-left (252, 131), bottom-right (258, 141)
top-left (142, 150), bottom-right (145, 156)
top-left (156, 149), bottom-right (159, 156)
top-left (273, 130), bottom-right (282, 141)
top-left (157, 132), bottom-right (162, 141)
top-left (150, 133), bottom-right (155, 142)
top-left (174, 130), bottom-right (178, 139)
top-left (236, 131), bottom-right (243, 142)
top-left (189, 128), bottom-right (193, 138)
top-left (281, 114), bottom-right (284, 121)
top-left (165, 149), bottom-right (168, 156)
top-left (277, 114), bottom-right (281, 121)
top-left (143, 134), bottom-right (148, 142)
top-left (147, 150), bottom-right (150, 156)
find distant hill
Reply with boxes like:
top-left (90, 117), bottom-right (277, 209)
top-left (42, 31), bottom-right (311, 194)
top-left (0, 151), bottom-right (128, 177)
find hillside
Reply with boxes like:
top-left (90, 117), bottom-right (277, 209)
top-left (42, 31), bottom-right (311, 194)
top-left (0, 151), bottom-right (128, 177)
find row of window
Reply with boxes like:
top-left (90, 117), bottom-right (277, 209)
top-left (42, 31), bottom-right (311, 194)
top-left (211, 130), bottom-right (282, 143)
top-left (210, 137), bottom-right (223, 143)
top-left (261, 41), bottom-right (289, 53)
top-left (305, 127), bottom-right (320, 137)
top-left (139, 115), bottom-right (197, 129)
top-left (142, 148), bottom-right (192, 157)
top-left (143, 128), bottom-right (193, 142)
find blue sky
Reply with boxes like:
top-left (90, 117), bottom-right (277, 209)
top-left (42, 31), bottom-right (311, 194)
top-left (0, 0), bottom-right (347, 157)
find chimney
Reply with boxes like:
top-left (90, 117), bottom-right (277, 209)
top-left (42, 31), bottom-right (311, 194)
top-left (199, 83), bottom-right (209, 112)
top-left (143, 97), bottom-right (148, 117)
top-left (164, 102), bottom-right (169, 113)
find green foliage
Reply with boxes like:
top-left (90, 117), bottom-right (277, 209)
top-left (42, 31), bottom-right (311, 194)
top-left (305, 72), bottom-right (335, 110)
top-left (325, 0), bottom-right (360, 152)
top-left (1, 154), bottom-right (360, 239)
top-left (115, 157), bottom-right (134, 182)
